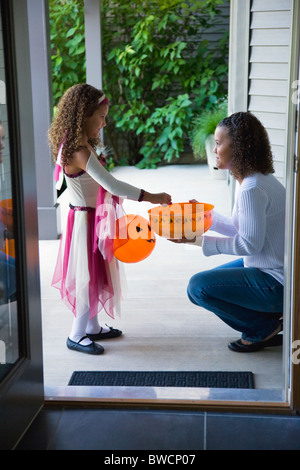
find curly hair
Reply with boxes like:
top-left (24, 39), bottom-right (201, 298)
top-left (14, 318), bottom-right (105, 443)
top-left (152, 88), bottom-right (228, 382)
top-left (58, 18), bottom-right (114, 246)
top-left (217, 112), bottom-right (274, 179)
top-left (48, 84), bottom-right (104, 165)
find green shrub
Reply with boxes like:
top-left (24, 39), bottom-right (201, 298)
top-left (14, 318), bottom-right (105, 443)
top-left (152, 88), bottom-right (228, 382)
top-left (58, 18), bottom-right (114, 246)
top-left (190, 97), bottom-right (228, 161)
top-left (49, 0), bottom-right (86, 105)
top-left (101, 0), bottom-right (229, 168)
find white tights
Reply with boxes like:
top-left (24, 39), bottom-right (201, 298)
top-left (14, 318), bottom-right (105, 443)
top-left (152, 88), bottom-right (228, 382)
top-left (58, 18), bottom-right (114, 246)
top-left (69, 311), bottom-right (110, 345)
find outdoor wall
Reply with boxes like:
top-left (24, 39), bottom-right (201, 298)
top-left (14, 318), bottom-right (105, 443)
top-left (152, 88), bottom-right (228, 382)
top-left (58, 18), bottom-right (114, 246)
top-left (228, 0), bottom-right (296, 204)
top-left (248, 0), bottom-right (293, 186)
top-left (201, 1), bottom-right (230, 55)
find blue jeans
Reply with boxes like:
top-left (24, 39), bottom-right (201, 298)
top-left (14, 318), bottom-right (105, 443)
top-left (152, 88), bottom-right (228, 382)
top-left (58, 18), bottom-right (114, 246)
top-left (187, 258), bottom-right (283, 343)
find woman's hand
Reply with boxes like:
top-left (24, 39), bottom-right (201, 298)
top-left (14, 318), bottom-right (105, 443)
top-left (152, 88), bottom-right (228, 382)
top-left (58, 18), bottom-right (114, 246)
top-left (145, 191), bottom-right (172, 205)
top-left (167, 198), bottom-right (203, 244)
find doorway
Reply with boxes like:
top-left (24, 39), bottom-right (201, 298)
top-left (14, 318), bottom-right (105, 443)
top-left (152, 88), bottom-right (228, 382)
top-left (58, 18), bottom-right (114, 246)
top-left (41, 160), bottom-right (286, 402)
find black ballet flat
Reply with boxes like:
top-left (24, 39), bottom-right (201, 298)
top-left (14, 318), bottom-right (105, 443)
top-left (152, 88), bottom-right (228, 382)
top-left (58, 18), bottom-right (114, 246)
top-left (86, 326), bottom-right (122, 341)
top-left (228, 334), bottom-right (283, 353)
top-left (66, 336), bottom-right (104, 355)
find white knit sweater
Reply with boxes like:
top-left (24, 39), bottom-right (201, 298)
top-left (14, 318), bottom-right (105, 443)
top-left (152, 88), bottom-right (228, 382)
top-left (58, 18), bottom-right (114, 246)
top-left (202, 173), bottom-right (286, 285)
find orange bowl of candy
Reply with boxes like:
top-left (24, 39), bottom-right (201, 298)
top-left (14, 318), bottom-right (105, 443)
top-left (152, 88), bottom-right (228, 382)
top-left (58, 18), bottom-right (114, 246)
top-left (148, 202), bottom-right (214, 239)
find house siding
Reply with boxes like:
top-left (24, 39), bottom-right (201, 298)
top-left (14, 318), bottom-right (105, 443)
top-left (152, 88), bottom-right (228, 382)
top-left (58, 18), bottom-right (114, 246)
top-left (248, 0), bottom-right (293, 185)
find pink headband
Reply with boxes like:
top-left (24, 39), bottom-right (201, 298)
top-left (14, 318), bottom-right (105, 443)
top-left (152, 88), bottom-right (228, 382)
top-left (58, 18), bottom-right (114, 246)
top-left (98, 95), bottom-right (109, 106)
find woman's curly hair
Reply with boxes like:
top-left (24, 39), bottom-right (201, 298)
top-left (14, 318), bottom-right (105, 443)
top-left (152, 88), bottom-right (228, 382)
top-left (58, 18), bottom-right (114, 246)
top-left (217, 111), bottom-right (274, 179)
top-left (48, 84), bottom-right (104, 165)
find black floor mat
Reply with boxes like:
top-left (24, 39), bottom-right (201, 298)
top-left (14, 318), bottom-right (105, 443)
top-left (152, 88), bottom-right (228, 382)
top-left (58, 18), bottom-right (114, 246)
top-left (68, 370), bottom-right (254, 388)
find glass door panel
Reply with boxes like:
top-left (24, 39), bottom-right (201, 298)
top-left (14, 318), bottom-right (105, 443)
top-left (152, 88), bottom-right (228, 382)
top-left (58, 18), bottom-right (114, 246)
top-left (0, 5), bottom-right (19, 383)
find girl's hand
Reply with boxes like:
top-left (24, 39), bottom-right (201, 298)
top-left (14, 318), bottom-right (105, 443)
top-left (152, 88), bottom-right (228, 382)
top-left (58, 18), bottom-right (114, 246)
top-left (145, 191), bottom-right (172, 205)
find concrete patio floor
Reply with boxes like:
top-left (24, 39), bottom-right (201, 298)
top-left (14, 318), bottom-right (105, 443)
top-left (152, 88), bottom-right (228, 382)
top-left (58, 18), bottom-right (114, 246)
top-left (39, 163), bottom-right (285, 399)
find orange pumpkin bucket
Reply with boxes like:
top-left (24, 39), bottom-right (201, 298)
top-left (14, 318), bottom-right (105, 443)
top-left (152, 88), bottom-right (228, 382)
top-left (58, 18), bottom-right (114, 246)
top-left (113, 214), bottom-right (156, 263)
top-left (148, 202), bottom-right (214, 239)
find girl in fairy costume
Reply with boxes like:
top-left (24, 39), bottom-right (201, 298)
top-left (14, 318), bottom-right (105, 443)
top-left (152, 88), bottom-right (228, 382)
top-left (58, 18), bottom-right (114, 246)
top-left (49, 84), bottom-right (172, 355)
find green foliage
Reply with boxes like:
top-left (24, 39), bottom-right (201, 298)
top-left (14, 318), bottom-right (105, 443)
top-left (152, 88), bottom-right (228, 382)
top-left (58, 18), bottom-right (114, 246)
top-left (49, 0), bottom-right (86, 105)
top-left (101, 0), bottom-right (229, 168)
top-left (136, 94), bottom-right (193, 168)
top-left (49, 0), bottom-right (229, 168)
top-left (190, 97), bottom-right (228, 160)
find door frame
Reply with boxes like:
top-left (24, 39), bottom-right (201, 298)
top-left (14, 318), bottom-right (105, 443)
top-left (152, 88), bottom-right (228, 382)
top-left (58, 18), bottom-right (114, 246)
top-left (2, 2), bottom-right (300, 444)
top-left (0, 0), bottom-right (44, 450)
top-left (290, 102), bottom-right (300, 410)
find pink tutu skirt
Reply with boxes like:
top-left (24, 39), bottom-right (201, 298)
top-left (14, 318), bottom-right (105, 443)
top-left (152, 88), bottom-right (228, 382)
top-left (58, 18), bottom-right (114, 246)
top-left (52, 189), bottom-right (124, 320)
